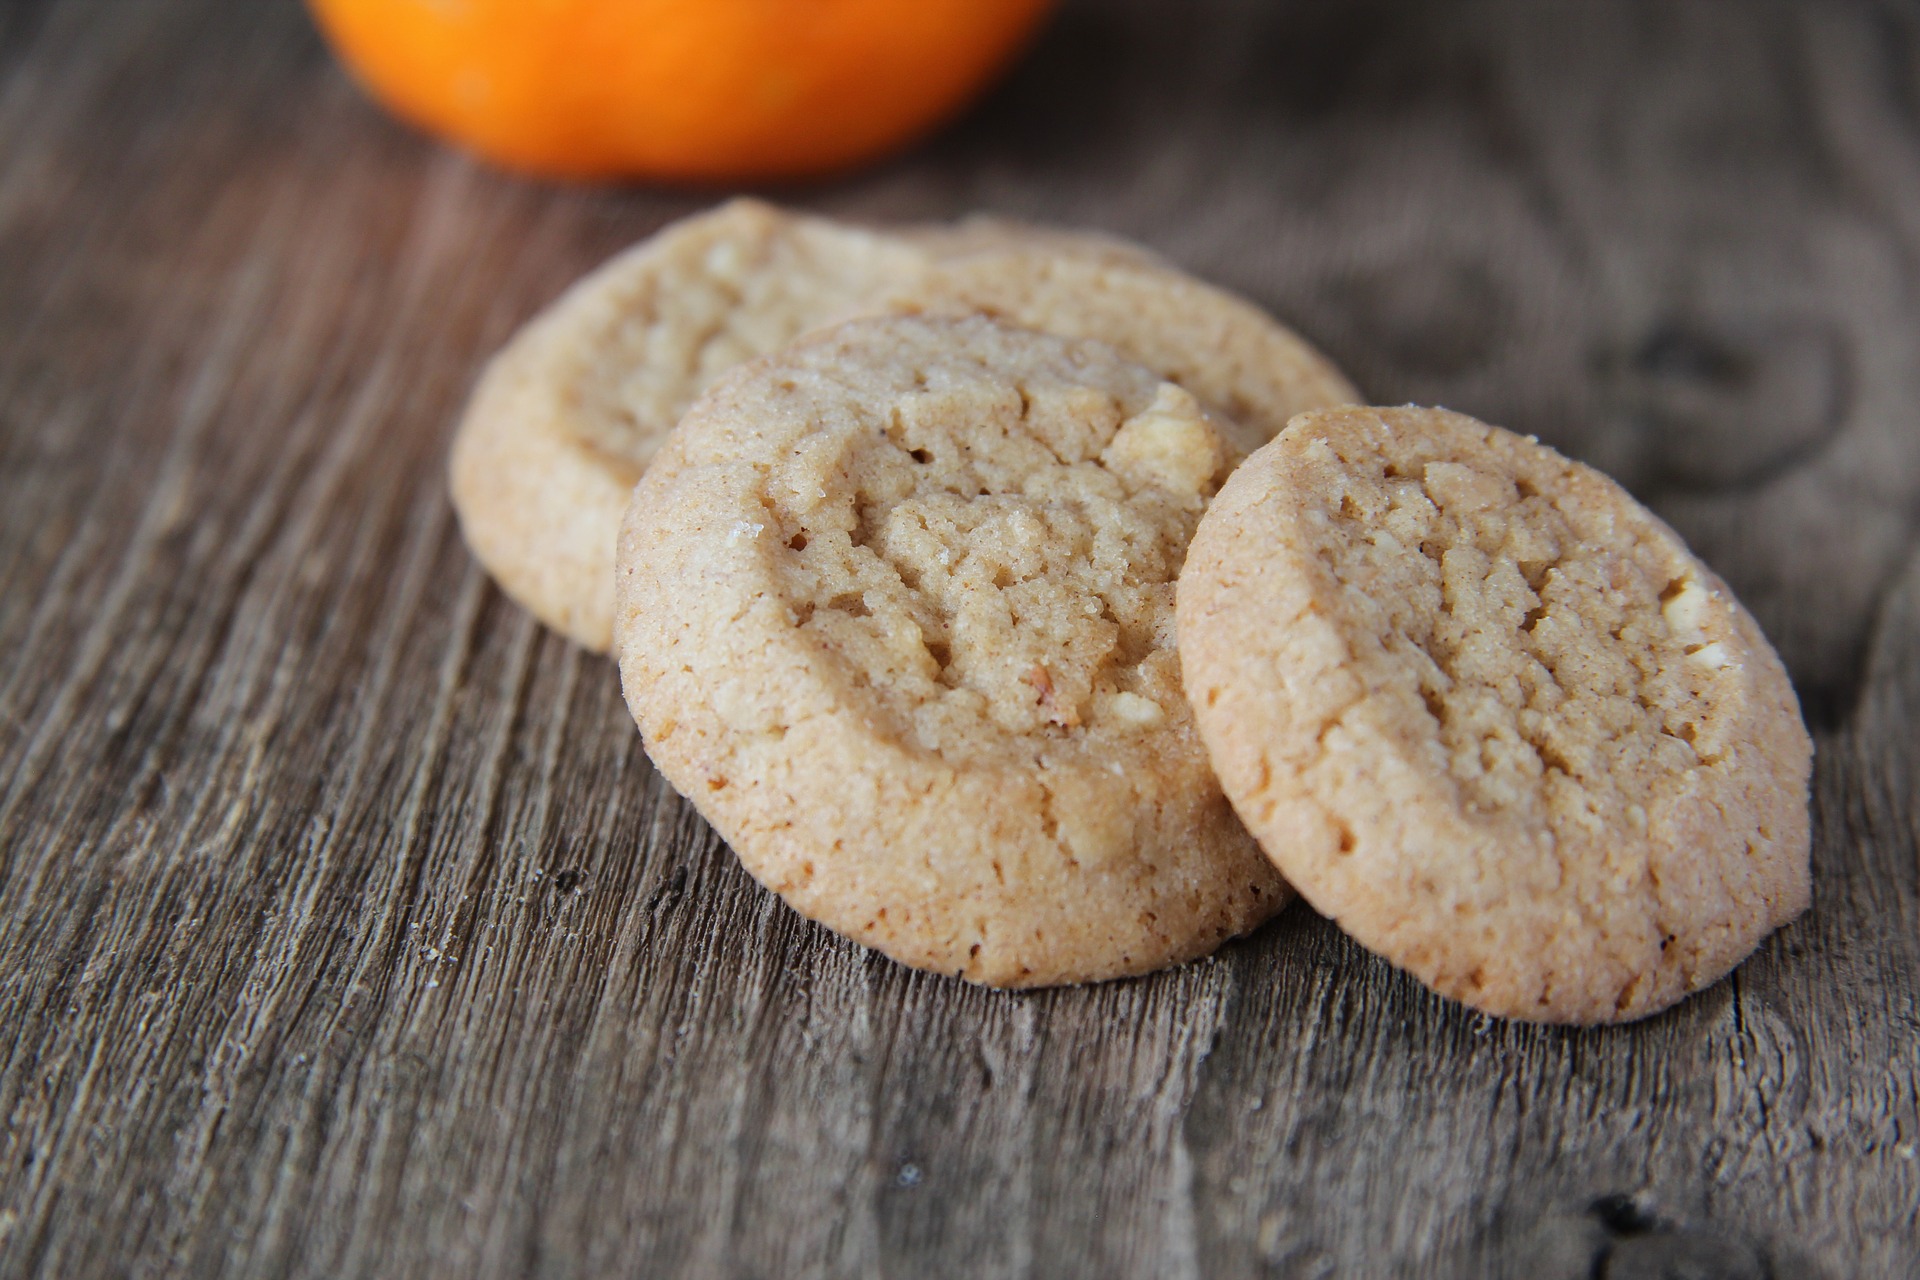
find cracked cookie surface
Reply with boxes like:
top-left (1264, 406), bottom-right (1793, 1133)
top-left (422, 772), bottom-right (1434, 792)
top-left (1177, 405), bottom-right (1811, 1023)
top-left (452, 200), bottom-right (1360, 652)
top-left (451, 198), bottom-right (931, 651)
top-left (617, 315), bottom-right (1289, 987)
top-left (876, 246), bottom-right (1360, 455)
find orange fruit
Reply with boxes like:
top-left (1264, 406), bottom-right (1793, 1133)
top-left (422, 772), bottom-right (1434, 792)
top-left (306, 0), bottom-right (1058, 182)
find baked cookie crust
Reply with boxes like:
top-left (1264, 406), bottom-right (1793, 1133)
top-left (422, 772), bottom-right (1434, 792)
top-left (450, 199), bottom-right (930, 651)
top-left (879, 246), bottom-right (1360, 455)
top-left (451, 200), bottom-right (1358, 652)
top-left (617, 316), bottom-right (1290, 986)
top-left (1178, 405), bottom-right (1812, 1023)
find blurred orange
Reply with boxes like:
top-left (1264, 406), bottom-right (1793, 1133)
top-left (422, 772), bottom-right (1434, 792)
top-left (306, 0), bottom-right (1057, 182)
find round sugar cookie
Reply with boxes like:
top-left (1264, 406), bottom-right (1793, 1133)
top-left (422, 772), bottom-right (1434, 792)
top-left (1177, 405), bottom-right (1812, 1023)
top-left (876, 245), bottom-right (1361, 456)
top-left (450, 198), bottom-right (933, 651)
top-left (616, 315), bottom-right (1290, 987)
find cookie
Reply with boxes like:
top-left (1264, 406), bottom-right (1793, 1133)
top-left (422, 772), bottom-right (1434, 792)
top-left (876, 244), bottom-right (1360, 455)
top-left (616, 315), bottom-right (1290, 987)
top-left (452, 199), bottom-right (1359, 652)
top-left (1177, 405), bottom-right (1812, 1023)
top-left (450, 199), bottom-right (933, 651)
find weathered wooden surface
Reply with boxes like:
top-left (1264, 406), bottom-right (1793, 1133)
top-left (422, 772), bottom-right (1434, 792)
top-left (1, 0), bottom-right (1917, 1275)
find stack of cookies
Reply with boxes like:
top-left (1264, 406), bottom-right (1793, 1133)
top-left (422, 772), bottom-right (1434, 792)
top-left (451, 200), bottom-right (1812, 1024)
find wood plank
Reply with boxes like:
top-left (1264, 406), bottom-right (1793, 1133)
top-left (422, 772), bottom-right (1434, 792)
top-left (0, 1), bottom-right (1915, 1276)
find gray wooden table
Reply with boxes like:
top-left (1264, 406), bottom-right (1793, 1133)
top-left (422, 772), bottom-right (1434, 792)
top-left (3, 1), bottom-right (1918, 1276)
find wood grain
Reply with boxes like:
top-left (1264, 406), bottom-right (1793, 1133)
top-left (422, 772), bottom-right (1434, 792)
top-left (1, 1), bottom-right (1916, 1276)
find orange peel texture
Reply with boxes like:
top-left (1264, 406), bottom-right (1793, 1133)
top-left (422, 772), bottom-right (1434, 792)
top-left (307, 0), bottom-right (1058, 181)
